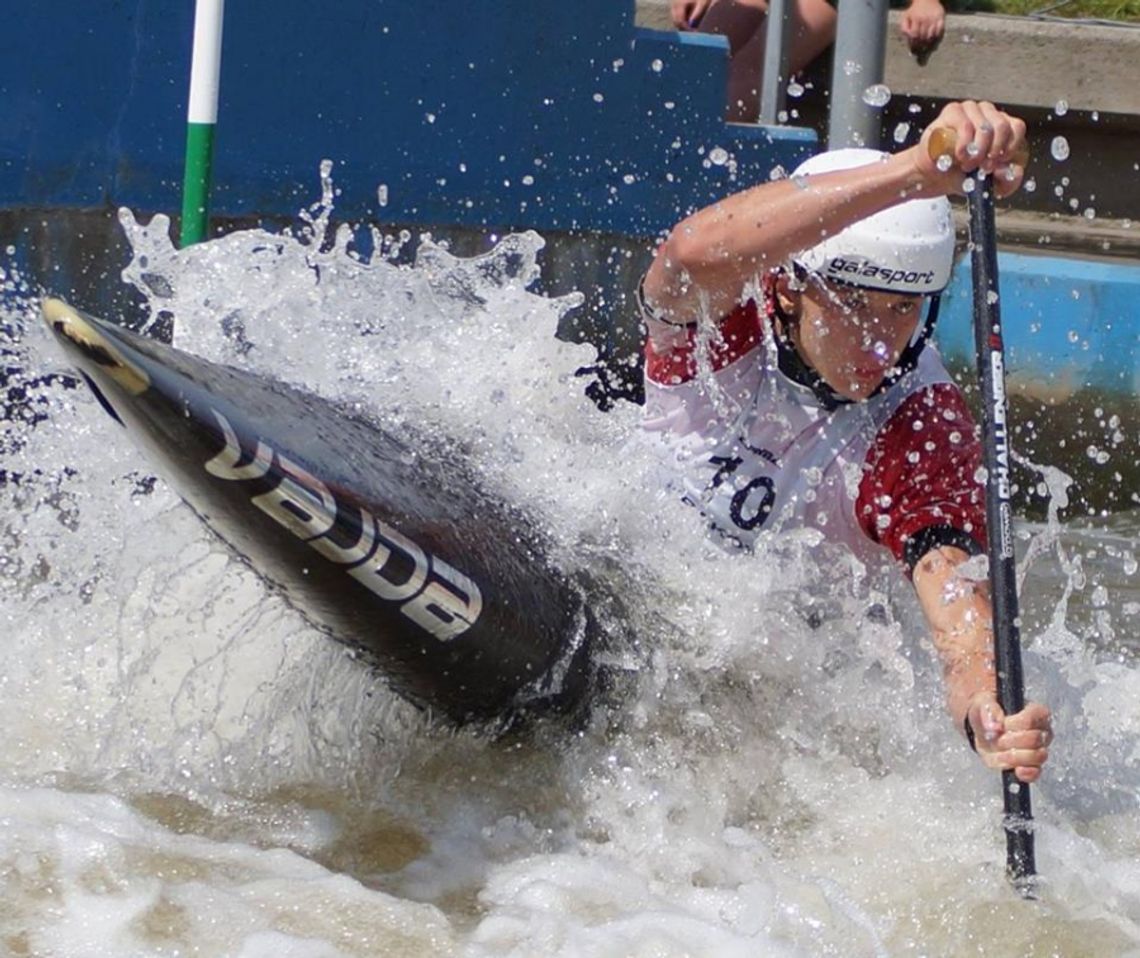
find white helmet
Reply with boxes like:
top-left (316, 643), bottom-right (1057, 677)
top-left (790, 148), bottom-right (954, 296)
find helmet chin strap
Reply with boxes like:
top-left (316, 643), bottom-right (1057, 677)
top-left (875, 291), bottom-right (941, 394)
top-left (770, 271), bottom-right (942, 409)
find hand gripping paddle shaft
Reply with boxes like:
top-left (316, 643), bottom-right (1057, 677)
top-left (930, 129), bottom-right (1038, 894)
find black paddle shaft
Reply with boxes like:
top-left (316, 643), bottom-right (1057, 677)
top-left (967, 173), bottom-right (1037, 890)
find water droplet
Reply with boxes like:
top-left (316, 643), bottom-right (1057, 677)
top-left (593, 92), bottom-right (604, 103)
top-left (1051, 136), bottom-right (1070, 161)
top-left (843, 60), bottom-right (862, 76)
top-left (651, 59), bottom-right (663, 72)
top-left (962, 177), bottom-right (977, 193)
top-left (935, 154), bottom-right (953, 173)
top-left (1084, 207), bottom-right (1096, 220)
top-left (986, 290), bottom-right (999, 304)
top-left (893, 122), bottom-right (911, 144)
top-left (709, 147), bottom-right (730, 166)
top-left (1055, 99), bottom-right (1069, 116)
top-left (966, 141), bottom-right (981, 158)
top-left (791, 174), bottom-right (809, 190)
top-left (787, 80), bottom-right (805, 98)
top-left (1024, 177), bottom-right (1037, 193)
top-left (862, 84), bottom-right (891, 107)
top-left (425, 113), bottom-right (437, 124)
top-left (377, 184), bottom-right (389, 207)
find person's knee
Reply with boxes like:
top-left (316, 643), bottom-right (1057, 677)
top-left (793, 0), bottom-right (838, 42)
top-left (698, 0), bottom-right (770, 49)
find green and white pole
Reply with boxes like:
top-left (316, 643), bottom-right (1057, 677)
top-left (180, 0), bottom-right (225, 247)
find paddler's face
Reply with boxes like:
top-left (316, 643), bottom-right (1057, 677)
top-left (785, 277), bottom-right (925, 401)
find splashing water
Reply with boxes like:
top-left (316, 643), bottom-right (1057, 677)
top-left (3, 172), bottom-right (1140, 954)
top-left (860, 84), bottom-right (891, 109)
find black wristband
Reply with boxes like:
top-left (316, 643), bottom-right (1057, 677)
top-left (904, 524), bottom-right (984, 575)
top-left (636, 278), bottom-right (694, 329)
top-left (964, 715), bottom-right (978, 753)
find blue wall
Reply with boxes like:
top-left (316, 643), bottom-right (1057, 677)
top-left (939, 251), bottom-right (1140, 399)
top-left (1, 1), bottom-right (813, 237)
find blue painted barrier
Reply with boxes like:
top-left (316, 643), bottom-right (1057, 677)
top-left (0, 1), bottom-right (813, 237)
top-left (939, 250), bottom-right (1140, 401)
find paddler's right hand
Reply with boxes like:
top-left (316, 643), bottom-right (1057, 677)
top-left (911, 100), bottom-right (1029, 200)
top-left (965, 691), bottom-right (1053, 783)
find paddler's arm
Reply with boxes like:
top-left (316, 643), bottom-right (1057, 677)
top-left (641, 100), bottom-right (1027, 333)
top-left (641, 154), bottom-right (925, 329)
top-left (911, 544), bottom-right (1052, 782)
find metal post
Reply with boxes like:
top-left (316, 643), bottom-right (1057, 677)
top-left (758, 0), bottom-right (795, 125)
top-left (827, 0), bottom-right (889, 149)
top-left (181, 0), bottom-right (225, 247)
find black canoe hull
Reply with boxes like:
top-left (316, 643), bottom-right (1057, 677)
top-left (41, 299), bottom-right (597, 724)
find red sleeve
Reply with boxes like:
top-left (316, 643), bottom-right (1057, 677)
top-left (856, 383), bottom-right (988, 572)
top-left (644, 300), bottom-right (763, 385)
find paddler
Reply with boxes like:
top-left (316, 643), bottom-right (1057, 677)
top-left (639, 100), bottom-right (1052, 781)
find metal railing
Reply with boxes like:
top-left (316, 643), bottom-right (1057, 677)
top-left (757, 0), bottom-right (891, 149)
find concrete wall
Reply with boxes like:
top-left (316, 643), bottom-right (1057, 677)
top-left (881, 13), bottom-right (1140, 115)
top-left (635, 2), bottom-right (1140, 114)
top-left (637, 2), bottom-right (1140, 230)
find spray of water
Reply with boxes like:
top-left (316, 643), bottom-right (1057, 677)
top-left (3, 171), bottom-right (1140, 953)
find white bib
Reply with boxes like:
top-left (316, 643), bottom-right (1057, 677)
top-left (643, 320), bottom-right (952, 568)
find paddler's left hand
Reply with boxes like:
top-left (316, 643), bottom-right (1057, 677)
top-left (965, 692), bottom-right (1052, 783)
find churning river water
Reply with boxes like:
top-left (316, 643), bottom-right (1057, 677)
top-left (2, 189), bottom-right (1140, 956)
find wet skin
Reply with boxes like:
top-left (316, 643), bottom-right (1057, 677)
top-left (784, 277), bottom-right (926, 401)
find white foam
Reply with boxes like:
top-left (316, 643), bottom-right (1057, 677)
top-left (3, 186), bottom-right (1140, 954)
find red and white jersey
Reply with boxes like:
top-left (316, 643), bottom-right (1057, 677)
top-left (642, 299), bottom-right (987, 572)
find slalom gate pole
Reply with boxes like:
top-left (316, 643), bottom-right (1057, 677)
top-left (180, 0), bottom-right (225, 247)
